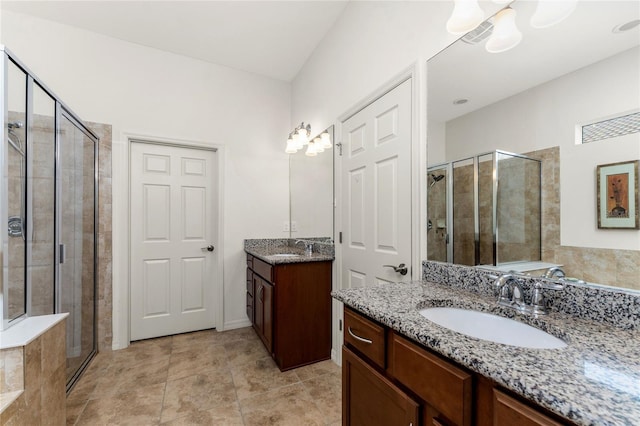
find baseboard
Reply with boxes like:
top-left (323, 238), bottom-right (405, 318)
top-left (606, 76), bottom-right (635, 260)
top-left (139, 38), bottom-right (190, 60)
top-left (222, 318), bottom-right (252, 331)
top-left (331, 348), bottom-right (342, 367)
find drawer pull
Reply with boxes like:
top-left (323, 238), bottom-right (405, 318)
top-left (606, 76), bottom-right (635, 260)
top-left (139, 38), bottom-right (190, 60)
top-left (348, 327), bottom-right (373, 344)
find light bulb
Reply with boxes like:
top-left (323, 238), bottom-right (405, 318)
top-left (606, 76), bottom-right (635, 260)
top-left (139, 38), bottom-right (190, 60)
top-left (313, 137), bottom-right (324, 153)
top-left (530, 0), bottom-right (578, 29)
top-left (446, 0), bottom-right (485, 35)
top-left (485, 7), bottom-right (522, 53)
top-left (320, 132), bottom-right (332, 149)
top-left (296, 127), bottom-right (309, 145)
top-left (285, 138), bottom-right (298, 154)
top-left (305, 140), bottom-right (317, 157)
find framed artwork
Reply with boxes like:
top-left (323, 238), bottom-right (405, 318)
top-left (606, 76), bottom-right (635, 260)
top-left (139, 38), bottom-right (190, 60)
top-left (597, 160), bottom-right (639, 229)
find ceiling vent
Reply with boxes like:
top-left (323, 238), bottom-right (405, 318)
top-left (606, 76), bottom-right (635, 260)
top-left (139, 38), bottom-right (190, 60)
top-left (581, 111), bottom-right (640, 144)
top-left (461, 21), bottom-right (494, 45)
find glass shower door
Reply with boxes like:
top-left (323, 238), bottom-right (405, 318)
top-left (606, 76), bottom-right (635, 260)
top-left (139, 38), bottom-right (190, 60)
top-left (58, 111), bottom-right (97, 388)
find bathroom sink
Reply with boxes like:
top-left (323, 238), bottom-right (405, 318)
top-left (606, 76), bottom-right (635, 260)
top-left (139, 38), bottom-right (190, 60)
top-left (419, 307), bottom-right (567, 349)
top-left (271, 253), bottom-right (300, 257)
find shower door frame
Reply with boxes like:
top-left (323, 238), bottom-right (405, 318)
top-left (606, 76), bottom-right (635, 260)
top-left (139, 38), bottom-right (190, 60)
top-left (1, 47), bottom-right (100, 392)
top-left (56, 106), bottom-right (99, 392)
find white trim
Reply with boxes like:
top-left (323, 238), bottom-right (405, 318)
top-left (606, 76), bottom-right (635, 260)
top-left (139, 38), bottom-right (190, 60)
top-left (112, 131), bottom-right (225, 350)
top-left (223, 318), bottom-right (251, 331)
top-left (333, 62), bottom-right (423, 365)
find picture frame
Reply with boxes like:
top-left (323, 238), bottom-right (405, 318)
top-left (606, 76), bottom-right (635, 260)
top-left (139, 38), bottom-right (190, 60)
top-left (597, 160), bottom-right (639, 229)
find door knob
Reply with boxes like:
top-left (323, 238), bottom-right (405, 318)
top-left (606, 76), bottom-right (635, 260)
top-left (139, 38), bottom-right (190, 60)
top-left (383, 263), bottom-right (408, 276)
top-left (202, 245), bottom-right (215, 252)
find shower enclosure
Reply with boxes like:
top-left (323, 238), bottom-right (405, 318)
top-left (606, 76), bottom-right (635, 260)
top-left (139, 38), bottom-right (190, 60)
top-left (1, 47), bottom-right (98, 391)
top-left (427, 150), bottom-right (541, 267)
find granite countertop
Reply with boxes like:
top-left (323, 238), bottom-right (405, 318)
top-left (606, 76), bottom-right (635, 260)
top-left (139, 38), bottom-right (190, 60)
top-left (244, 238), bottom-right (335, 265)
top-left (332, 281), bottom-right (640, 426)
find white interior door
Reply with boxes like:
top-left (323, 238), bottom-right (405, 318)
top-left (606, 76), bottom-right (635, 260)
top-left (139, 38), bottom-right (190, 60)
top-left (340, 78), bottom-right (412, 289)
top-left (130, 142), bottom-right (217, 340)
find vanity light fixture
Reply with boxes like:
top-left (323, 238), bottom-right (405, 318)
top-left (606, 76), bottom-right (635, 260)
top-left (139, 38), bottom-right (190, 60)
top-left (485, 7), bottom-right (522, 53)
top-left (285, 123), bottom-right (333, 156)
top-left (530, 0), bottom-right (578, 29)
top-left (447, 0), bottom-right (485, 35)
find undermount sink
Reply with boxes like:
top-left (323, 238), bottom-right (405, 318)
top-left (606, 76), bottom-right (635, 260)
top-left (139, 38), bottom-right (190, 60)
top-left (419, 307), bottom-right (567, 349)
top-left (271, 253), bottom-right (300, 257)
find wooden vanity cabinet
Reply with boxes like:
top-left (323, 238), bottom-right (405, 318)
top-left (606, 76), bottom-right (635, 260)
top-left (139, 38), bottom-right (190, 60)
top-left (343, 307), bottom-right (574, 426)
top-left (246, 254), bottom-right (332, 371)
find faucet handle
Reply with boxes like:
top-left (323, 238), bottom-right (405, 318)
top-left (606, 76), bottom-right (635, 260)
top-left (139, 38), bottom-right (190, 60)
top-left (536, 280), bottom-right (564, 291)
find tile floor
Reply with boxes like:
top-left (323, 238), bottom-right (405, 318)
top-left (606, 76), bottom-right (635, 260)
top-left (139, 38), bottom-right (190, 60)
top-left (66, 327), bottom-right (342, 425)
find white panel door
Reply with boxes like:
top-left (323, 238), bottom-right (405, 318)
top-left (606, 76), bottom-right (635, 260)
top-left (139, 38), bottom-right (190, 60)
top-left (130, 142), bottom-right (217, 340)
top-left (341, 78), bottom-right (412, 289)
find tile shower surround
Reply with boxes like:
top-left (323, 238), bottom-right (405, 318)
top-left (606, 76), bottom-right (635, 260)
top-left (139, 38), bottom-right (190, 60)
top-left (422, 260), bottom-right (640, 330)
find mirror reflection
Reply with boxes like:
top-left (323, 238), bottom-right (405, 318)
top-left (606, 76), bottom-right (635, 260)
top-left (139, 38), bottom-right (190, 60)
top-left (427, 1), bottom-right (640, 290)
top-left (289, 125), bottom-right (334, 239)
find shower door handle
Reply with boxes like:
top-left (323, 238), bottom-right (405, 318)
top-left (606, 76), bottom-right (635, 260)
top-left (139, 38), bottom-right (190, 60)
top-left (59, 244), bottom-right (66, 264)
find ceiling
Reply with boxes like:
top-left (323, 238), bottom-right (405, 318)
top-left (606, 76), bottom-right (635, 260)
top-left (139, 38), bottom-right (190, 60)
top-left (428, 0), bottom-right (640, 123)
top-left (1, 0), bottom-right (349, 82)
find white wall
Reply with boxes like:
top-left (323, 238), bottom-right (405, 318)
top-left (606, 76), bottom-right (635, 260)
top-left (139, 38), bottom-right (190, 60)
top-left (291, 1), bottom-right (501, 135)
top-left (1, 11), bottom-right (292, 347)
top-left (445, 47), bottom-right (640, 250)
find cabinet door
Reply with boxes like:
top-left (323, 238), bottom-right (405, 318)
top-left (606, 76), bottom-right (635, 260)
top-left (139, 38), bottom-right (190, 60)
top-left (254, 275), bottom-right (263, 333)
top-left (493, 390), bottom-right (563, 426)
top-left (262, 280), bottom-right (273, 352)
top-left (343, 346), bottom-right (419, 426)
top-left (246, 269), bottom-right (254, 323)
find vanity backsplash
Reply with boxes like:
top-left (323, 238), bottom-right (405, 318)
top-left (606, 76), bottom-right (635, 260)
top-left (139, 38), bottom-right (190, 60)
top-left (423, 260), bottom-right (640, 330)
top-left (244, 238), bottom-right (334, 257)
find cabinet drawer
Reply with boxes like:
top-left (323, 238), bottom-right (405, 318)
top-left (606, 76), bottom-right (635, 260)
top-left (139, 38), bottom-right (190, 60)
top-left (252, 256), bottom-right (273, 282)
top-left (389, 333), bottom-right (472, 426)
top-left (246, 254), bottom-right (253, 268)
top-left (344, 308), bottom-right (386, 369)
top-left (493, 389), bottom-right (563, 426)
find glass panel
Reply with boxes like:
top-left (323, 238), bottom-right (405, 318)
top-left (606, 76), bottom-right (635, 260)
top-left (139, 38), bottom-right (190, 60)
top-left (477, 153), bottom-right (494, 266)
top-left (496, 153), bottom-right (541, 264)
top-left (452, 158), bottom-right (474, 266)
top-left (427, 167), bottom-right (448, 262)
top-left (4, 59), bottom-right (28, 324)
top-left (29, 83), bottom-right (56, 315)
top-left (59, 114), bottom-right (96, 383)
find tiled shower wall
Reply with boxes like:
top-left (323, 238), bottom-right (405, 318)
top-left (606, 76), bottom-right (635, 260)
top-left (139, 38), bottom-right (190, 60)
top-left (427, 171), bottom-right (447, 262)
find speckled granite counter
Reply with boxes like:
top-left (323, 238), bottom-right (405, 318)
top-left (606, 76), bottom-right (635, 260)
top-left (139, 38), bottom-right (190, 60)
top-left (332, 281), bottom-right (640, 426)
top-left (244, 238), bottom-right (334, 265)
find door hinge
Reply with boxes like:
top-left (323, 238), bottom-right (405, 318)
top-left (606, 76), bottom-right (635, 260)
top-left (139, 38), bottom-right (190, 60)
top-left (336, 142), bottom-right (343, 156)
top-left (339, 319), bottom-right (343, 331)
top-left (339, 232), bottom-right (342, 244)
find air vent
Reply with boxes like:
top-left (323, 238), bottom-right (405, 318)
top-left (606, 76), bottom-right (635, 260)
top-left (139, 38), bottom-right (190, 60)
top-left (581, 112), bottom-right (640, 144)
top-left (462, 21), bottom-right (494, 45)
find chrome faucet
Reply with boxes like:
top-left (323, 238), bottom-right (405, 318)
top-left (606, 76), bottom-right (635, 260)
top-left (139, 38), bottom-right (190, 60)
top-left (492, 274), bottom-right (564, 316)
top-left (295, 239), bottom-right (313, 256)
top-left (544, 266), bottom-right (565, 280)
top-left (494, 274), bottom-right (526, 310)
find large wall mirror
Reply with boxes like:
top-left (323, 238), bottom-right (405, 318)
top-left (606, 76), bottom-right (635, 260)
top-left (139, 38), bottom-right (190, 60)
top-left (427, 1), bottom-right (640, 290)
top-left (289, 125), bottom-right (335, 239)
